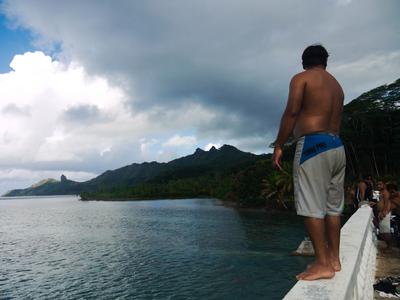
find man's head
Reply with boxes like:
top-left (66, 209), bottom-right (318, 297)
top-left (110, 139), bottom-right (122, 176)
top-left (377, 181), bottom-right (386, 191)
top-left (302, 44), bottom-right (329, 70)
top-left (363, 174), bottom-right (373, 185)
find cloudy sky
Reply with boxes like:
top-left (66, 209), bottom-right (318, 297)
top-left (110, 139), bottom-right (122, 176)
top-left (0, 0), bottom-right (399, 193)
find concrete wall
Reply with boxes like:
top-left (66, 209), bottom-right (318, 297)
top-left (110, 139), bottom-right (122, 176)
top-left (283, 205), bottom-right (376, 300)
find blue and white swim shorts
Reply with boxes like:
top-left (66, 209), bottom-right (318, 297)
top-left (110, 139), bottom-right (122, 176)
top-left (293, 133), bottom-right (346, 219)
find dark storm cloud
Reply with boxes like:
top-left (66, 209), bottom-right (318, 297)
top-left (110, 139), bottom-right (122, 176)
top-left (3, 0), bottom-right (400, 146)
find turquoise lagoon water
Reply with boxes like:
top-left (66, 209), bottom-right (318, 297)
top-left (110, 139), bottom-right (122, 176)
top-left (0, 196), bottom-right (310, 299)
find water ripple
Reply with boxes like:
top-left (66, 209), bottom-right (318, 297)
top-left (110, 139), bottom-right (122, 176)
top-left (0, 197), bottom-right (309, 299)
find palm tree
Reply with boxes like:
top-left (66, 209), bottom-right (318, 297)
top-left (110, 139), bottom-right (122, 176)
top-left (261, 162), bottom-right (293, 209)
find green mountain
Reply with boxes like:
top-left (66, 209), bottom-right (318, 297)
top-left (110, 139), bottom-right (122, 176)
top-left (5, 174), bottom-right (84, 196)
top-left (4, 144), bottom-right (261, 197)
top-left (30, 178), bottom-right (58, 188)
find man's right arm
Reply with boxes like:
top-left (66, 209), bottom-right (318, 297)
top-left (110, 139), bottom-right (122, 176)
top-left (379, 190), bottom-right (391, 218)
top-left (272, 74), bottom-right (305, 170)
top-left (383, 190), bottom-right (391, 216)
top-left (274, 74), bottom-right (305, 148)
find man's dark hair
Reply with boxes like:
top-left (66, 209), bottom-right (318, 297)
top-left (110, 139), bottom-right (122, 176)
top-left (302, 44), bottom-right (329, 69)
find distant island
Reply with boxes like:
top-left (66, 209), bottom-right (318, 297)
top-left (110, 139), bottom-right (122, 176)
top-left (4, 78), bottom-right (400, 209)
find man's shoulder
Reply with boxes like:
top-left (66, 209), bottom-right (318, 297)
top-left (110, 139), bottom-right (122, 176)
top-left (358, 181), bottom-right (367, 188)
top-left (290, 71), bottom-right (308, 86)
top-left (291, 71), bottom-right (307, 80)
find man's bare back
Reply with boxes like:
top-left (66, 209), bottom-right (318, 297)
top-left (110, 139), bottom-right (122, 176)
top-left (292, 67), bottom-right (344, 138)
top-left (273, 66), bottom-right (344, 153)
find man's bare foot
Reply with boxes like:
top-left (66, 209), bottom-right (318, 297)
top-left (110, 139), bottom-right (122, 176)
top-left (296, 263), bottom-right (335, 281)
top-left (307, 260), bottom-right (340, 272)
top-left (306, 254), bottom-right (341, 271)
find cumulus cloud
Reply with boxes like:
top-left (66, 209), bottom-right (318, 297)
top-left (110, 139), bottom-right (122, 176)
top-left (1, 103), bottom-right (30, 116)
top-left (0, 52), bottom-right (129, 192)
top-left (0, 51), bottom-right (128, 168)
top-left (0, 52), bottom-right (229, 193)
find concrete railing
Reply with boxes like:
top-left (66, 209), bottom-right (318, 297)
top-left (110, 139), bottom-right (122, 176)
top-left (284, 205), bottom-right (376, 300)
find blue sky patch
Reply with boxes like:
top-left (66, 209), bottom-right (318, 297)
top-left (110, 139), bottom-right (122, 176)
top-left (0, 13), bottom-right (34, 72)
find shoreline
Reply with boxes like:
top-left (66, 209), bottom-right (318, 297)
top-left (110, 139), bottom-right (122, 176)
top-left (80, 194), bottom-right (261, 210)
top-left (4, 193), bottom-right (296, 214)
top-left (80, 195), bottom-right (297, 214)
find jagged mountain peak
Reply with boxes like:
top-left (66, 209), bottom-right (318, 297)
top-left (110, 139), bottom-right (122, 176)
top-left (194, 147), bottom-right (205, 154)
top-left (219, 144), bottom-right (239, 151)
top-left (192, 144), bottom-right (241, 156)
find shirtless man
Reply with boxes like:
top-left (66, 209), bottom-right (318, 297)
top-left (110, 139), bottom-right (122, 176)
top-left (354, 175), bottom-right (374, 211)
top-left (377, 181), bottom-right (392, 250)
top-left (272, 44), bottom-right (346, 281)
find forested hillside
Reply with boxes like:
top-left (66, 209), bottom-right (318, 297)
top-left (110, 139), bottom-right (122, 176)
top-left (341, 78), bottom-right (400, 178)
top-left (5, 145), bottom-right (261, 199)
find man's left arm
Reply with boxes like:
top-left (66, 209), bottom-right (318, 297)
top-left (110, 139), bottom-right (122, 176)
top-left (383, 191), bottom-right (391, 215)
top-left (272, 74), bottom-right (305, 170)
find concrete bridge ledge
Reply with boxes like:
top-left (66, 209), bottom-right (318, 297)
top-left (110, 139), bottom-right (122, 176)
top-left (283, 205), bottom-right (376, 300)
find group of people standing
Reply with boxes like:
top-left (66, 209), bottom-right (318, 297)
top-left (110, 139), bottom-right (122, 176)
top-left (352, 175), bottom-right (400, 251)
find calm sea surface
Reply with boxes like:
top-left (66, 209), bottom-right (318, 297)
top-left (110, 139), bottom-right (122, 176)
top-left (0, 196), bottom-right (310, 299)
